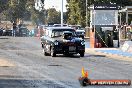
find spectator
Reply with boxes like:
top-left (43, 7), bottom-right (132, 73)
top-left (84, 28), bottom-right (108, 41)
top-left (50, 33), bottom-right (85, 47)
top-left (0, 28), bottom-right (3, 36)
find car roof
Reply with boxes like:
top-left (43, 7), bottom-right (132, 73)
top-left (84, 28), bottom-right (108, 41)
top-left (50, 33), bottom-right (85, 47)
top-left (46, 27), bottom-right (74, 30)
top-left (53, 24), bottom-right (68, 26)
top-left (76, 29), bottom-right (85, 32)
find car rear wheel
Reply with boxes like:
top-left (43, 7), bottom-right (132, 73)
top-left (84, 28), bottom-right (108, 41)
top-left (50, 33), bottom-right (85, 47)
top-left (51, 47), bottom-right (56, 57)
top-left (80, 52), bottom-right (84, 57)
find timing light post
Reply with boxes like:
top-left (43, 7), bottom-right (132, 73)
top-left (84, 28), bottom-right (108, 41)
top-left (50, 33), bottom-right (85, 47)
top-left (61, 0), bottom-right (63, 27)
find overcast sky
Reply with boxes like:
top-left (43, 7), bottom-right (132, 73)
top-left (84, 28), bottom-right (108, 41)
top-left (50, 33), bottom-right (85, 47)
top-left (44, 0), bottom-right (67, 12)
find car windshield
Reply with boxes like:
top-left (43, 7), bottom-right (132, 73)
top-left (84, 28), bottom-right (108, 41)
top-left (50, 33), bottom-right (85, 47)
top-left (76, 32), bottom-right (84, 35)
top-left (51, 29), bottom-right (76, 37)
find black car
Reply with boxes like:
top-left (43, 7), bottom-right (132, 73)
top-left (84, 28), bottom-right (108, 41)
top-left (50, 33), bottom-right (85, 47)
top-left (41, 27), bottom-right (85, 57)
top-left (12, 27), bottom-right (29, 37)
top-left (2, 29), bottom-right (12, 36)
top-left (18, 27), bottom-right (29, 37)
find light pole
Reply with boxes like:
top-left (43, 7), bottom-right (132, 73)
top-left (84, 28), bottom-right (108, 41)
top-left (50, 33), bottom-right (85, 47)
top-left (61, 0), bottom-right (63, 27)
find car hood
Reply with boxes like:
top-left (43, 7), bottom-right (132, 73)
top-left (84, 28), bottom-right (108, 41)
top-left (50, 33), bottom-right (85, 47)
top-left (41, 36), bottom-right (83, 43)
top-left (53, 37), bottom-right (83, 42)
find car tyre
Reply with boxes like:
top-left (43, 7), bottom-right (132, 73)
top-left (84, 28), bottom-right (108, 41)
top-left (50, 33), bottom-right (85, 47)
top-left (43, 49), bottom-right (49, 56)
top-left (80, 52), bottom-right (84, 57)
top-left (51, 47), bottom-right (56, 57)
top-left (44, 52), bottom-right (49, 56)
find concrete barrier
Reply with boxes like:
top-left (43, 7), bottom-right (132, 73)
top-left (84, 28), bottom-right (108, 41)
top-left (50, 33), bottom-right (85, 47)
top-left (121, 41), bottom-right (132, 53)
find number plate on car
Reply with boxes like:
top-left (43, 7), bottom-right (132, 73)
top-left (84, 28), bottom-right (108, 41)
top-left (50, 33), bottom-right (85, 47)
top-left (69, 46), bottom-right (76, 51)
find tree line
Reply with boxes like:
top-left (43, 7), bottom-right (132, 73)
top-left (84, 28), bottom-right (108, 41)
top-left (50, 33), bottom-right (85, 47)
top-left (66, 0), bottom-right (132, 27)
top-left (0, 0), bottom-right (44, 25)
top-left (0, 0), bottom-right (132, 27)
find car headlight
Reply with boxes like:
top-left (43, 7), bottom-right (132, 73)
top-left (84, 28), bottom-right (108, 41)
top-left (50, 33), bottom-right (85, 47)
top-left (54, 41), bottom-right (59, 45)
top-left (81, 41), bottom-right (85, 45)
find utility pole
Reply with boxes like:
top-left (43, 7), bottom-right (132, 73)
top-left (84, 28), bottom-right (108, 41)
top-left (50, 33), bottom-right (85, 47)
top-left (61, 0), bottom-right (63, 27)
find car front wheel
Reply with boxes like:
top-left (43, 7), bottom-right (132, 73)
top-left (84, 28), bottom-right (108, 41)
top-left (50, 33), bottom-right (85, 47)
top-left (50, 47), bottom-right (56, 57)
top-left (43, 48), bottom-right (49, 56)
top-left (80, 52), bottom-right (84, 57)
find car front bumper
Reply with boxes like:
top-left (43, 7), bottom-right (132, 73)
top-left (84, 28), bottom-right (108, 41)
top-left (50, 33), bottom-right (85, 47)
top-left (53, 45), bottom-right (85, 54)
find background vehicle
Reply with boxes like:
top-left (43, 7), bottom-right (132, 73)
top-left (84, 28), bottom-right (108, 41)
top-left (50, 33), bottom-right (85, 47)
top-left (2, 29), bottom-right (12, 36)
top-left (76, 29), bottom-right (85, 39)
top-left (18, 27), bottom-right (29, 37)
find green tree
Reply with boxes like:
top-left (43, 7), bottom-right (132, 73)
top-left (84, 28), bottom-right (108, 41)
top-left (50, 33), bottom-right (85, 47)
top-left (30, 9), bottom-right (46, 25)
top-left (26, 0), bottom-right (46, 25)
top-left (63, 12), bottom-right (68, 23)
top-left (46, 8), bottom-right (61, 24)
top-left (66, 0), bottom-right (132, 27)
top-left (66, 0), bottom-right (79, 25)
top-left (6, 0), bottom-right (27, 22)
top-left (0, 0), bottom-right (8, 13)
top-left (67, 0), bottom-right (89, 27)
top-left (0, 0), bottom-right (9, 22)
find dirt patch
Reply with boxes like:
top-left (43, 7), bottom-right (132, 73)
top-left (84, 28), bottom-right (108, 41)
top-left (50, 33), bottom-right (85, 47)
top-left (0, 58), bottom-right (15, 67)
